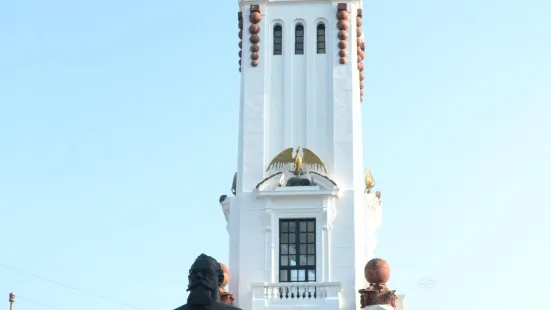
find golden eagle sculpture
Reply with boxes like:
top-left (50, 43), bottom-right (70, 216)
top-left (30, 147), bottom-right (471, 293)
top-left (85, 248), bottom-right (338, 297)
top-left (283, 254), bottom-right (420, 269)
top-left (365, 168), bottom-right (375, 193)
top-left (266, 147), bottom-right (327, 176)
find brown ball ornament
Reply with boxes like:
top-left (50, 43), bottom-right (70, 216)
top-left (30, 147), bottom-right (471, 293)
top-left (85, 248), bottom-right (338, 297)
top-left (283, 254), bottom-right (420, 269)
top-left (337, 10), bottom-right (349, 20)
top-left (338, 50), bottom-right (347, 57)
top-left (251, 59), bottom-right (259, 67)
top-left (249, 11), bottom-right (262, 24)
top-left (337, 20), bottom-right (349, 30)
top-left (338, 40), bottom-right (347, 49)
top-left (250, 34), bottom-right (260, 44)
top-left (339, 57), bottom-right (346, 64)
top-left (250, 44), bottom-right (259, 53)
top-left (338, 30), bottom-right (349, 40)
top-left (364, 258), bottom-right (391, 284)
top-left (249, 24), bottom-right (260, 35)
top-left (251, 52), bottom-right (259, 60)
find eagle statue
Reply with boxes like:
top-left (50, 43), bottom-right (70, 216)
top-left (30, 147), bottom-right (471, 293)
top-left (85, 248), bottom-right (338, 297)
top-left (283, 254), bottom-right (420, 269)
top-left (266, 147), bottom-right (327, 176)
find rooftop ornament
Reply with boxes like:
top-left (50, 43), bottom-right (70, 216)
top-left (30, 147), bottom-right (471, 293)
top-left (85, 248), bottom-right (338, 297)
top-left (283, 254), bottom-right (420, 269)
top-left (359, 258), bottom-right (398, 309)
top-left (219, 263), bottom-right (235, 305)
top-left (265, 147), bottom-right (328, 187)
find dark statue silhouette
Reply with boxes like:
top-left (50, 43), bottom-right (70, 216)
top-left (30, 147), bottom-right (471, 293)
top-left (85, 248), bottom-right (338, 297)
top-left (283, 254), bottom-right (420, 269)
top-left (174, 254), bottom-right (241, 310)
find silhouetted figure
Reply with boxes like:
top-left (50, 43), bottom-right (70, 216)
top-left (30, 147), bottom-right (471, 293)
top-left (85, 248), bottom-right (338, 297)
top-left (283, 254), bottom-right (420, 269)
top-left (174, 254), bottom-right (242, 310)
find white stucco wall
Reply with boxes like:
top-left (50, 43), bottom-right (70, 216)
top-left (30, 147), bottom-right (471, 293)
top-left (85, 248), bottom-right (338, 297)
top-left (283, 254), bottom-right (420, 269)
top-left (229, 1), bottom-right (404, 310)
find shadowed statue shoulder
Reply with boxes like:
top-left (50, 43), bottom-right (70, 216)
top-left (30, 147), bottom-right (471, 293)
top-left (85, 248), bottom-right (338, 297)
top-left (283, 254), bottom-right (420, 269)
top-left (174, 302), bottom-right (242, 310)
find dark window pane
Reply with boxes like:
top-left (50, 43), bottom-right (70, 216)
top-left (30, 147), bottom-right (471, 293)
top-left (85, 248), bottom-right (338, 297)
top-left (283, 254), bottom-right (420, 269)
top-left (281, 233), bottom-right (288, 243)
top-left (281, 222), bottom-right (288, 232)
top-left (289, 221), bottom-right (296, 232)
top-left (274, 25), bottom-right (283, 56)
top-left (307, 255), bottom-right (315, 266)
top-left (308, 270), bottom-right (316, 281)
top-left (289, 244), bottom-right (296, 255)
top-left (307, 244), bottom-right (315, 254)
top-left (298, 270), bottom-right (306, 281)
top-left (307, 233), bottom-right (315, 243)
top-left (295, 37), bottom-right (304, 43)
top-left (299, 222), bottom-right (307, 232)
top-left (296, 30), bottom-right (304, 36)
top-left (317, 29), bottom-right (325, 35)
top-left (299, 233), bottom-right (307, 243)
top-left (296, 50), bottom-right (304, 55)
top-left (290, 270), bottom-right (298, 281)
top-left (281, 255), bottom-right (289, 266)
top-left (299, 255), bottom-right (307, 265)
top-left (280, 270), bottom-right (288, 282)
top-left (300, 244), bottom-right (306, 254)
top-left (289, 255), bottom-right (297, 266)
top-left (281, 244), bottom-right (288, 255)
top-left (307, 221), bottom-right (314, 232)
top-left (317, 42), bottom-right (325, 49)
top-left (318, 49), bottom-right (325, 54)
top-left (289, 233), bottom-right (296, 243)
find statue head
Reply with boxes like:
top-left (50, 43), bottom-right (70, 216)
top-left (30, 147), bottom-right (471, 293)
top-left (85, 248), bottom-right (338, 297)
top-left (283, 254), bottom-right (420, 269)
top-left (186, 254), bottom-right (224, 306)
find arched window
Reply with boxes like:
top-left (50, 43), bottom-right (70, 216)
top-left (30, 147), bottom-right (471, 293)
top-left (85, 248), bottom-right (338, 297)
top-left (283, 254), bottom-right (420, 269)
top-left (273, 25), bottom-right (283, 55)
top-left (316, 23), bottom-right (326, 54)
top-left (295, 24), bottom-right (304, 55)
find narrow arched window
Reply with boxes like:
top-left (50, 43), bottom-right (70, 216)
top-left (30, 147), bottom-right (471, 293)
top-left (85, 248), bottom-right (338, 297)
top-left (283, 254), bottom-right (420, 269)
top-left (295, 24), bottom-right (304, 55)
top-left (273, 25), bottom-right (283, 55)
top-left (316, 23), bottom-right (326, 54)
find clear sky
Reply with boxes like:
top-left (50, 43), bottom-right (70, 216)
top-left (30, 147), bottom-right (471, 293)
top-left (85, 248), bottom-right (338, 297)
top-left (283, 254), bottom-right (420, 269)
top-left (1, 1), bottom-right (550, 310)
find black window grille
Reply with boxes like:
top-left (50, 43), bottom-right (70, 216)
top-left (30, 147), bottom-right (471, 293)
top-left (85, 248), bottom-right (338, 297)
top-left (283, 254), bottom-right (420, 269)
top-left (295, 24), bottom-right (304, 55)
top-left (316, 23), bottom-right (326, 54)
top-left (279, 218), bottom-right (316, 283)
top-left (274, 25), bottom-right (283, 55)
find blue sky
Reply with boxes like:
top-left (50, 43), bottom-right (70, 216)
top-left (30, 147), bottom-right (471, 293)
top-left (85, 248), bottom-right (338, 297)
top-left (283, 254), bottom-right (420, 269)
top-left (1, 1), bottom-right (550, 310)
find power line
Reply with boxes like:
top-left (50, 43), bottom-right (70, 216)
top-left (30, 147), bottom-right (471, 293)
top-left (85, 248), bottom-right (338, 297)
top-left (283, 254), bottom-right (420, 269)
top-left (17, 295), bottom-right (69, 310)
top-left (0, 263), bottom-right (146, 310)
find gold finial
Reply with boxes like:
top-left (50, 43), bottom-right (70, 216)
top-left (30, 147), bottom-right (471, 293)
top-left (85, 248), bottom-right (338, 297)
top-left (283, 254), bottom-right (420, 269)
top-left (266, 147), bottom-right (327, 176)
top-left (9, 293), bottom-right (15, 310)
top-left (365, 168), bottom-right (375, 193)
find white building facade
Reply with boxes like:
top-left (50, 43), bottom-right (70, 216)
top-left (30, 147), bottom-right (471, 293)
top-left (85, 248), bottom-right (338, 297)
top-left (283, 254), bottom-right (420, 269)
top-left (220, 0), bottom-right (404, 310)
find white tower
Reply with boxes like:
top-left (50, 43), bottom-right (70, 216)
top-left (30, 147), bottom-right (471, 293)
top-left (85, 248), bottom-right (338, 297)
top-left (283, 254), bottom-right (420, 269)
top-left (220, 1), bottom-right (404, 310)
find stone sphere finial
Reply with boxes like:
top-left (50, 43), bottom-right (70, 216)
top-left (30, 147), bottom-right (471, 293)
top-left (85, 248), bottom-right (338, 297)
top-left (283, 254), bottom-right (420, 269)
top-left (219, 263), bottom-right (230, 288)
top-left (364, 258), bottom-right (390, 284)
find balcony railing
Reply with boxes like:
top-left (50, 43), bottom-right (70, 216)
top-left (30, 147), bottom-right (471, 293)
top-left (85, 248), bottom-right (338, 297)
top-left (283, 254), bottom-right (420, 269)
top-left (252, 282), bottom-right (341, 301)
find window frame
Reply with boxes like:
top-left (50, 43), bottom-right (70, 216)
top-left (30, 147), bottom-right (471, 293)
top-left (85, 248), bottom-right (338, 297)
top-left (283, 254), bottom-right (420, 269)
top-left (316, 23), bottom-right (326, 54)
top-left (278, 218), bottom-right (317, 283)
top-left (294, 24), bottom-right (305, 55)
top-left (273, 24), bottom-right (283, 55)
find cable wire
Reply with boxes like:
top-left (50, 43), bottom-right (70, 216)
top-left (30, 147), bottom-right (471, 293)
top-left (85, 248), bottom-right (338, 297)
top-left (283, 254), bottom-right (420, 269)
top-left (0, 263), bottom-right (146, 310)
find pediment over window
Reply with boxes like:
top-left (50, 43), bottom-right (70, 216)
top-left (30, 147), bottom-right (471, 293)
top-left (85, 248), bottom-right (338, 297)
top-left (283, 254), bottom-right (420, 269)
top-left (255, 172), bottom-right (339, 197)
